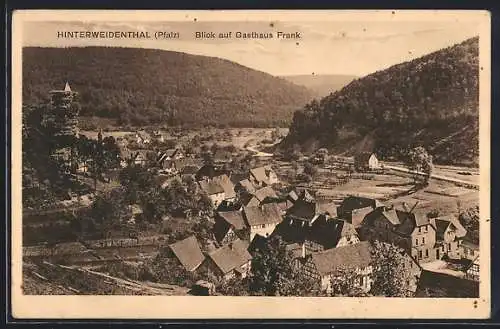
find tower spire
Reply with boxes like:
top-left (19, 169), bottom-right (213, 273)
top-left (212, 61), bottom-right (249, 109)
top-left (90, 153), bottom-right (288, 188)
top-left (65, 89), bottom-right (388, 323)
top-left (64, 81), bottom-right (72, 92)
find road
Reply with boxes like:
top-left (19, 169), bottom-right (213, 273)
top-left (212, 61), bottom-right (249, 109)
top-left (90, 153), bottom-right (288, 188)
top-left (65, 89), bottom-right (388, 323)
top-left (382, 163), bottom-right (479, 188)
top-left (246, 146), bottom-right (274, 157)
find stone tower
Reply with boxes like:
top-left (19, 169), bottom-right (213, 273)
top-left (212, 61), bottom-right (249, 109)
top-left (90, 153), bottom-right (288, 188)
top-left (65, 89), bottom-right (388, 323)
top-left (43, 82), bottom-right (80, 170)
top-left (44, 82), bottom-right (80, 143)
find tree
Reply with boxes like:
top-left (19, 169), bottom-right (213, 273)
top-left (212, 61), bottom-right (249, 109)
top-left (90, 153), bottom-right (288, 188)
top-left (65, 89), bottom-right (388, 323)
top-left (248, 236), bottom-right (319, 296)
top-left (303, 162), bottom-right (319, 178)
top-left (88, 187), bottom-right (130, 238)
top-left (405, 146), bottom-right (433, 185)
top-left (370, 241), bottom-right (415, 297)
top-left (459, 206), bottom-right (479, 244)
top-left (329, 265), bottom-right (369, 297)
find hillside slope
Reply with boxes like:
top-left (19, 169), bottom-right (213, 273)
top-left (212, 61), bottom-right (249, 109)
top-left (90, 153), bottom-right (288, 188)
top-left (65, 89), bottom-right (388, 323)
top-left (281, 74), bottom-right (358, 97)
top-left (282, 37), bottom-right (479, 166)
top-left (22, 47), bottom-right (314, 128)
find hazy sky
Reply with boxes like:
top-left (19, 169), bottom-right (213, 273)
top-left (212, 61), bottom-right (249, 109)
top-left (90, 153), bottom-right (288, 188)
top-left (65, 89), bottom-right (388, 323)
top-left (22, 19), bottom-right (481, 76)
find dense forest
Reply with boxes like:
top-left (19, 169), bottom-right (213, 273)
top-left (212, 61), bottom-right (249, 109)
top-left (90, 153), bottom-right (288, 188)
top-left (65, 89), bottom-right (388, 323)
top-left (281, 74), bottom-right (358, 98)
top-left (23, 47), bottom-right (314, 128)
top-left (282, 37), bottom-right (480, 166)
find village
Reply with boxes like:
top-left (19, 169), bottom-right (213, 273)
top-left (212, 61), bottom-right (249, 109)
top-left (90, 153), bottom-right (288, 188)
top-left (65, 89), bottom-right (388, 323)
top-left (22, 83), bottom-right (480, 297)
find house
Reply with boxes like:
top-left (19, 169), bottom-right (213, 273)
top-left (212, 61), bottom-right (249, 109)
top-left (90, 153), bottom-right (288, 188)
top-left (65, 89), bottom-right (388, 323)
top-left (135, 130), bottom-right (151, 145)
top-left (152, 130), bottom-right (164, 143)
top-left (415, 270), bottom-right (479, 297)
top-left (127, 204), bottom-right (143, 224)
top-left (236, 178), bottom-right (257, 194)
top-left (131, 150), bottom-right (149, 166)
top-left (337, 196), bottom-right (384, 227)
top-left (302, 241), bottom-right (374, 293)
top-left (358, 206), bottom-right (402, 243)
top-left (461, 238), bottom-right (479, 261)
top-left (214, 210), bottom-right (249, 244)
top-left (181, 165), bottom-right (201, 180)
top-left (354, 152), bottom-right (380, 171)
top-left (360, 206), bottom-right (465, 264)
top-left (198, 239), bottom-right (252, 282)
top-left (198, 180), bottom-right (226, 207)
top-left (243, 203), bottom-right (283, 241)
top-left (77, 158), bottom-right (92, 173)
top-left (212, 174), bottom-right (236, 202)
top-left (301, 241), bottom-right (421, 295)
top-left (165, 148), bottom-right (184, 161)
top-left (196, 164), bottom-right (222, 181)
top-left (285, 195), bottom-right (334, 227)
top-left (274, 215), bottom-right (360, 258)
top-left (305, 216), bottom-right (361, 255)
top-left (465, 255), bottom-right (480, 281)
top-left (249, 165), bottom-right (279, 187)
top-left (167, 235), bottom-right (206, 272)
top-left (240, 186), bottom-right (279, 208)
top-left (155, 174), bottom-right (172, 189)
top-left (213, 150), bottom-right (233, 163)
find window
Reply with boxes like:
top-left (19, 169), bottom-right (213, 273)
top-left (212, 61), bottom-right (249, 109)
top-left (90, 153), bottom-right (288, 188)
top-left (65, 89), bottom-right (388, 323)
top-left (425, 249), bottom-right (429, 257)
top-left (358, 276), bottom-right (363, 286)
top-left (418, 227), bottom-right (421, 233)
top-left (261, 224), bottom-right (266, 228)
top-left (418, 250), bottom-right (423, 259)
top-left (415, 238), bottom-right (418, 246)
top-left (422, 237), bottom-right (425, 245)
top-left (448, 243), bottom-right (451, 251)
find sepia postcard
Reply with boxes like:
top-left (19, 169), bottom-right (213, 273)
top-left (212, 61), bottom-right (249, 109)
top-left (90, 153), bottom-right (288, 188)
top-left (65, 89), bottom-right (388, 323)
top-left (11, 9), bottom-right (491, 319)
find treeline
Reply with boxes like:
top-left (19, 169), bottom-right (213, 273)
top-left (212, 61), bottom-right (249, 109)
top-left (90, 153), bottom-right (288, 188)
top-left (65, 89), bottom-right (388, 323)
top-left (22, 47), bottom-right (314, 128)
top-left (284, 37), bottom-right (479, 166)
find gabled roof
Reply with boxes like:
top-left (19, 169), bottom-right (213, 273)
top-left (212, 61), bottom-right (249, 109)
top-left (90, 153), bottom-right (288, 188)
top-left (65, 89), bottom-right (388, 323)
top-left (196, 164), bottom-right (220, 180)
top-left (382, 208), bottom-right (401, 226)
top-left (207, 239), bottom-right (252, 274)
top-left (339, 196), bottom-right (380, 212)
top-left (168, 236), bottom-right (205, 272)
top-left (217, 210), bottom-right (247, 230)
top-left (198, 180), bottom-right (224, 196)
top-left (286, 199), bottom-right (317, 222)
top-left (394, 210), bottom-right (436, 236)
top-left (254, 186), bottom-right (278, 202)
top-left (250, 166), bottom-right (275, 185)
top-left (182, 165), bottom-right (200, 175)
top-left (212, 174), bottom-right (236, 199)
top-left (315, 200), bottom-right (338, 217)
top-left (238, 179), bottom-right (256, 194)
top-left (244, 203), bottom-right (283, 226)
top-left (435, 215), bottom-right (467, 238)
top-left (165, 149), bottom-right (179, 157)
top-left (310, 241), bottom-right (372, 276)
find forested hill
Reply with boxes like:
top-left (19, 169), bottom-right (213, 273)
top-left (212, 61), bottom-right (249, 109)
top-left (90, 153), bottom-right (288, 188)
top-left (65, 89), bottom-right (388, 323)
top-left (282, 37), bottom-right (479, 166)
top-left (22, 47), bottom-right (315, 128)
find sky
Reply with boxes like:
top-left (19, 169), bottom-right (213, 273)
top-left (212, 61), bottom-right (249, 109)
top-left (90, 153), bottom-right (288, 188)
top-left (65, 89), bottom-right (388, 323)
top-left (22, 18), bottom-right (481, 77)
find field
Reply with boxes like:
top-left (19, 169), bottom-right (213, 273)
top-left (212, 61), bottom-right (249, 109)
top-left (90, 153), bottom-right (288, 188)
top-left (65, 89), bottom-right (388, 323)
top-left (274, 161), bottom-right (478, 218)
